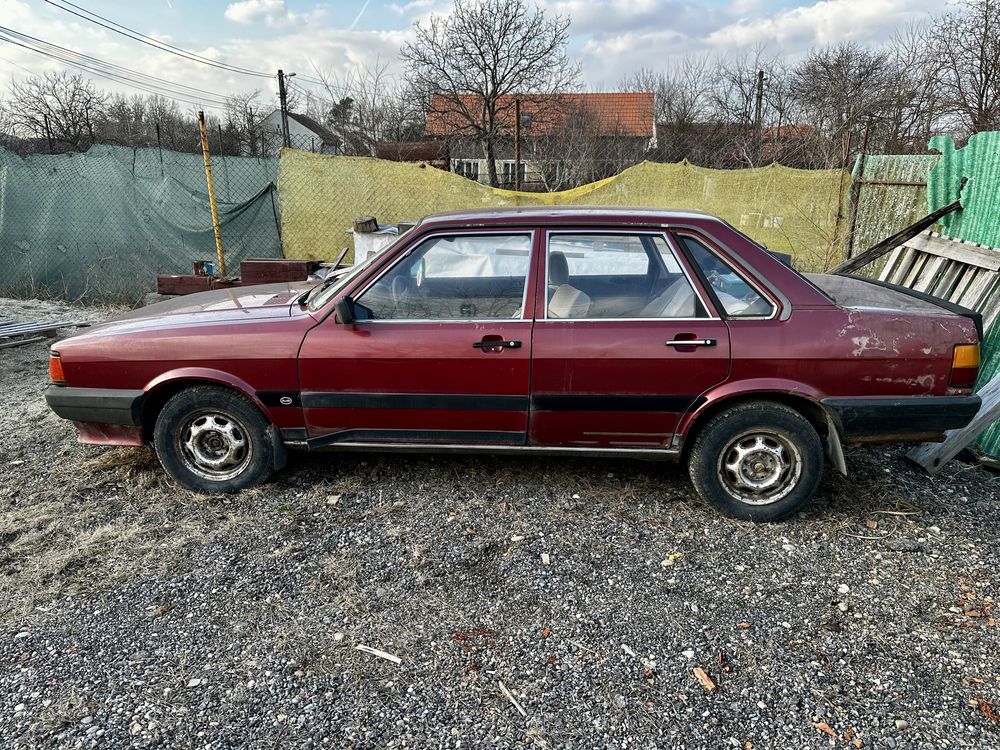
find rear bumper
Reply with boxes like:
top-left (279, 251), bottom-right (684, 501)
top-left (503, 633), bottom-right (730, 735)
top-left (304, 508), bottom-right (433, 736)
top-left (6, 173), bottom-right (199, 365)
top-left (821, 395), bottom-right (981, 442)
top-left (44, 385), bottom-right (145, 426)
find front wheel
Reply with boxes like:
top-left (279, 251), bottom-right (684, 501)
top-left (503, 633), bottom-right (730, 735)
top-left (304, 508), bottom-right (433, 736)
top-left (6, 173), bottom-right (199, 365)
top-left (153, 386), bottom-right (278, 493)
top-left (687, 401), bottom-right (823, 521)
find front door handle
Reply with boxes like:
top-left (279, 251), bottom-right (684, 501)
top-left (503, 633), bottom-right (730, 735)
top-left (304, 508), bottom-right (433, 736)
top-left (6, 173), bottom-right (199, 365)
top-left (473, 339), bottom-right (522, 349)
top-left (665, 338), bottom-right (716, 347)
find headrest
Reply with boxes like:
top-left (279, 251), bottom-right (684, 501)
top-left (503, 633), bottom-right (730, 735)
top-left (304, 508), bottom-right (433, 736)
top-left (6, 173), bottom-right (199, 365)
top-left (549, 251), bottom-right (569, 285)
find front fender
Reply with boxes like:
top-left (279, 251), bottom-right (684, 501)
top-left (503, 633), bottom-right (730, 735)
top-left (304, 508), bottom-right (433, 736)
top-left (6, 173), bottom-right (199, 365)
top-left (143, 367), bottom-right (268, 414)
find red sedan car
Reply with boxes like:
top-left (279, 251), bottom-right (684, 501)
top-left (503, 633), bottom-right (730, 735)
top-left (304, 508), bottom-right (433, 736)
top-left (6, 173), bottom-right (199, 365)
top-left (45, 208), bottom-right (981, 520)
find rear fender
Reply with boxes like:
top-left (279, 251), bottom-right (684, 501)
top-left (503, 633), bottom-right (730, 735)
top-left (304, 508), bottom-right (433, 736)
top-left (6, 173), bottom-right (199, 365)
top-left (678, 378), bottom-right (847, 475)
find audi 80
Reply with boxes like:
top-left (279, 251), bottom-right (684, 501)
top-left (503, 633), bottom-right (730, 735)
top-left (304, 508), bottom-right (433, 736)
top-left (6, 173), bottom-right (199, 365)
top-left (45, 207), bottom-right (982, 520)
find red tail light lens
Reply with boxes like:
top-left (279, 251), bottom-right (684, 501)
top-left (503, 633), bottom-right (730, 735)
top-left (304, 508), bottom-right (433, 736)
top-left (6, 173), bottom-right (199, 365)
top-left (949, 344), bottom-right (980, 388)
top-left (48, 352), bottom-right (65, 384)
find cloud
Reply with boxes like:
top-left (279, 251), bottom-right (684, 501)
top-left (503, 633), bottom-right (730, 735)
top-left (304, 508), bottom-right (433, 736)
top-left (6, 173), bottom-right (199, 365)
top-left (224, 0), bottom-right (305, 28)
top-left (0, 0), bottom-right (412, 114)
top-left (706, 0), bottom-right (939, 48)
top-left (390, 0), bottom-right (439, 13)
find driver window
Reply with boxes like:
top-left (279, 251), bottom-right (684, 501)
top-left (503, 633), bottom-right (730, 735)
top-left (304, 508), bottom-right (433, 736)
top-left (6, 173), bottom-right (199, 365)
top-left (546, 233), bottom-right (706, 319)
top-left (354, 234), bottom-right (531, 320)
top-left (677, 235), bottom-right (775, 318)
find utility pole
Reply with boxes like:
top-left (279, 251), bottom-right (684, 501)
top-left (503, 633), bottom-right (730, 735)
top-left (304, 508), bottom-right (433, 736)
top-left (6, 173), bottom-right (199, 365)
top-left (197, 111), bottom-right (226, 276)
top-left (752, 69), bottom-right (765, 165)
top-left (43, 113), bottom-right (53, 153)
top-left (513, 98), bottom-right (522, 192)
top-left (277, 69), bottom-right (291, 149)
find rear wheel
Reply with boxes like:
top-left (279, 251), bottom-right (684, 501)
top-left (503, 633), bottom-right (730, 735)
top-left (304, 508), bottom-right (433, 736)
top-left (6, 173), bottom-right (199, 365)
top-left (153, 386), bottom-right (277, 493)
top-left (688, 401), bottom-right (823, 521)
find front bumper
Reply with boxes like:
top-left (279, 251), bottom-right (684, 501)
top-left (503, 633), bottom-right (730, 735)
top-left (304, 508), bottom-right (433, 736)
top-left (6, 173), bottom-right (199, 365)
top-left (44, 385), bottom-right (145, 426)
top-left (822, 395), bottom-right (981, 442)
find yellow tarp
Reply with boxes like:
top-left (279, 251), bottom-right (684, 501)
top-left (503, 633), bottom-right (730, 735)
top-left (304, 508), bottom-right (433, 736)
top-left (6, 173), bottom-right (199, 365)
top-left (277, 149), bottom-right (850, 270)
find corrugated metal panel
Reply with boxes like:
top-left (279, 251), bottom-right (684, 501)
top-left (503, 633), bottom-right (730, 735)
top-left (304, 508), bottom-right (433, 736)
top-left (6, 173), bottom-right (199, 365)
top-left (926, 133), bottom-right (1000, 456)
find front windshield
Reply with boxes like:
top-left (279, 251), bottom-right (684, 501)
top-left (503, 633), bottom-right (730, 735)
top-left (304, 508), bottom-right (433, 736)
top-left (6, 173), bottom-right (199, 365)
top-left (307, 229), bottom-right (414, 312)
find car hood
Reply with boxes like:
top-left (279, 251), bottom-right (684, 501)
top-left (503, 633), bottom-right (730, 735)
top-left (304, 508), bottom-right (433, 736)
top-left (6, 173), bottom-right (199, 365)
top-left (66, 282), bottom-right (320, 340)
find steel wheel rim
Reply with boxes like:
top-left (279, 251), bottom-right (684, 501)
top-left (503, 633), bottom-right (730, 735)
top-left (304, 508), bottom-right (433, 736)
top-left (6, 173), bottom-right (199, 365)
top-left (175, 409), bottom-right (252, 482)
top-left (716, 429), bottom-right (802, 506)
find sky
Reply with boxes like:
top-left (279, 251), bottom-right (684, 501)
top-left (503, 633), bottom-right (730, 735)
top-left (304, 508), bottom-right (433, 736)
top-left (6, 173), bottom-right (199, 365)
top-left (0, 0), bottom-right (944, 113)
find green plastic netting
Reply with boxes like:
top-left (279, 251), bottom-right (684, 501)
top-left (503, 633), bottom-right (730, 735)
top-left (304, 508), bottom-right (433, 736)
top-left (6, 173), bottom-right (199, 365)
top-left (0, 145), bottom-right (282, 303)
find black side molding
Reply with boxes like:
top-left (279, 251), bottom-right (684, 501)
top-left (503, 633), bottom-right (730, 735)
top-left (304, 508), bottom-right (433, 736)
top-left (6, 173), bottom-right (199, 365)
top-left (44, 385), bottom-right (145, 426)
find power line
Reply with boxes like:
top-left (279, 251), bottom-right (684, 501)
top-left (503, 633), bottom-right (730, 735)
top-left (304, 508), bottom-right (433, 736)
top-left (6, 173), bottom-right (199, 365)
top-left (43, 0), bottom-right (273, 80)
top-left (0, 26), bottom-right (231, 109)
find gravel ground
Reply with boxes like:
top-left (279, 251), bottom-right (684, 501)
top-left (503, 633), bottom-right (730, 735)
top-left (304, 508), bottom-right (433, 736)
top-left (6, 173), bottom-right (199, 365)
top-left (1, 296), bottom-right (998, 750)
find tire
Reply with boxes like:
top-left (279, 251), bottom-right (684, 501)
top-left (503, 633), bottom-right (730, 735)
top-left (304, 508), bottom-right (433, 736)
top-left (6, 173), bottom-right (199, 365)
top-left (153, 385), bottom-right (278, 493)
top-left (687, 400), bottom-right (823, 522)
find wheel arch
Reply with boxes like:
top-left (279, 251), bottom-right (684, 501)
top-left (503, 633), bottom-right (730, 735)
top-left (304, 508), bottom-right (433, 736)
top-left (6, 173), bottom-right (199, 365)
top-left (140, 369), bottom-right (271, 440)
top-left (679, 385), bottom-right (834, 463)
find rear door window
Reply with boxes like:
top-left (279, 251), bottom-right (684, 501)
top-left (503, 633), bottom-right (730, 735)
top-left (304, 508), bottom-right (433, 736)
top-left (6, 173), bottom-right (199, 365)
top-left (546, 233), bottom-right (707, 319)
top-left (677, 235), bottom-right (775, 318)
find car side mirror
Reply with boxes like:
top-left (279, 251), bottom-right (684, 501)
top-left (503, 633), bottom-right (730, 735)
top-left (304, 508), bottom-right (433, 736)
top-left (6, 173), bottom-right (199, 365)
top-left (335, 296), bottom-right (356, 324)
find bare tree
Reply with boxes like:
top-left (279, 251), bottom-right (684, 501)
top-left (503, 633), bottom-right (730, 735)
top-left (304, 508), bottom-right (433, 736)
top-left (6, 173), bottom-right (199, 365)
top-left (315, 58), bottom-right (421, 156)
top-left (224, 90), bottom-right (264, 156)
top-left (401, 0), bottom-right (579, 187)
top-left (8, 72), bottom-right (107, 152)
top-left (929, 0), bottom-right (1000, 135)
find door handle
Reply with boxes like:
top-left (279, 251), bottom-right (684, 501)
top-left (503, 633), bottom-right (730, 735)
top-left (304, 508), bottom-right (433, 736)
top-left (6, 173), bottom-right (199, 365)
top-left (665, 338), bottom-right (716, 347)
top-left (473, 340), bottom-right (522, 349)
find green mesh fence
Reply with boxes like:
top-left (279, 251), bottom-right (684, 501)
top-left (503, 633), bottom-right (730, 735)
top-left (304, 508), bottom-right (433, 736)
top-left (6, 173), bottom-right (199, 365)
top-left (0, 145), bottom-right (282, 304)
top-left (278, 150), bottom-right (850, 272)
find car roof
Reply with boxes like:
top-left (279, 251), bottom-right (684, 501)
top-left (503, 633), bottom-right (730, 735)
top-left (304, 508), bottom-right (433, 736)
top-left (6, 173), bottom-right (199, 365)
top-left (418, 206), bottom-right (715, 226)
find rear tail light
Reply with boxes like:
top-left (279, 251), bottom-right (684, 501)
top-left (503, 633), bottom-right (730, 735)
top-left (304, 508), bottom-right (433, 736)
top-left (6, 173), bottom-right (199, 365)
top-left (949, 343), bottom-right (980, 388)
top-left (48, 351), bottom-right (65, 384)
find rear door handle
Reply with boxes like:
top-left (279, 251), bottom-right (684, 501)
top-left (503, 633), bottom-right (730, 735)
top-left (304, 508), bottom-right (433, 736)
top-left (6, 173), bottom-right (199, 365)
top-left (473, 340), bottom-right (522, 349)
top-left (665, 338), bottom-right (716, 347)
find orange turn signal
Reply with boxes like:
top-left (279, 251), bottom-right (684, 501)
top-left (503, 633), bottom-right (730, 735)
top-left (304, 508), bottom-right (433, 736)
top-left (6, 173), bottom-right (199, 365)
top-left (950, 343), bottom-right (980, 388)
top-left (48, 351), bottom-right (65, 384)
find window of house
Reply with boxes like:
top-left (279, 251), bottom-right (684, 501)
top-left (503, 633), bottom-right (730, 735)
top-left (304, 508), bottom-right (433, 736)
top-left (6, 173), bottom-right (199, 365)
top-left (453, 160), bottom-right (479, 181)
top-left (501, 161), bottom-right (526, 189)
top-left (676, 234), bottom-right (775, 318)
top-left (354, 234), bottom-right (532, 320)
top-left (545, 233), bottom-right (706, 320)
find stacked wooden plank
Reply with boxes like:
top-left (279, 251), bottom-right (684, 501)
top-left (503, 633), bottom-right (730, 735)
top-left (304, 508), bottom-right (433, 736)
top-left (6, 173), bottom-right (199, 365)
top-left (878, 231), bottom-right (1000, 330)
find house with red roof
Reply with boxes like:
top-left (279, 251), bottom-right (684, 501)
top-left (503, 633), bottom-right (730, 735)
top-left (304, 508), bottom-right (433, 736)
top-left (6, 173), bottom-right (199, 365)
top-left (423, 92), bottom-right (655, 190)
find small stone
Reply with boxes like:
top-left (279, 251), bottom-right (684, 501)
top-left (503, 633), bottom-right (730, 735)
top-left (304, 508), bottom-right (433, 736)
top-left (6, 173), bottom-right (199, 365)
top-left (80, 716), bottom-right (92, 724)
top-left (333, 632), bottom-right (345, 642)
top-left (187, 678), bottom-right (202, 688)
top-left (541, 552), bottom-right (550, 565)
top-left (510, 535), bottom-right (525, 542)
top-left (837, 602), bottom-right (849, 613)
top-left (14, 631), bottom-right (30, 640)
top-left (894, 719), bottom-right (908, 730)
top-left (836, 584), bottom-right (850, 595)
top-left (681, 649), bottom-right (695, 659)
top-left (14, 703), bottom-right (25, 713)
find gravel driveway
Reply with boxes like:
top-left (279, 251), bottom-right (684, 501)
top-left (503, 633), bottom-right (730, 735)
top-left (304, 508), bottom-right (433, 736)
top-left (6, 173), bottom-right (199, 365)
top-left (1, 296), bottom-right (998, 750)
